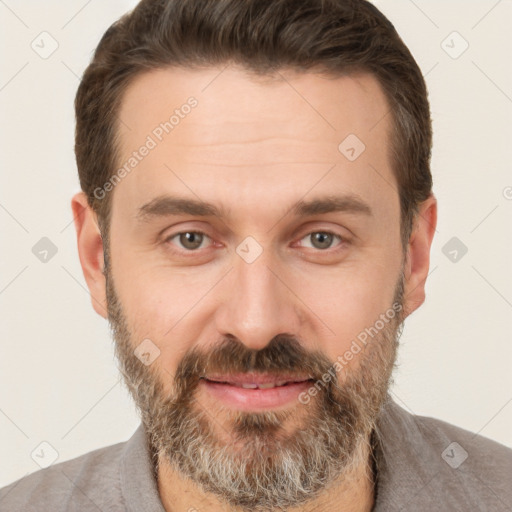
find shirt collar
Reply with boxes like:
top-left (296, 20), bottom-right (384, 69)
top-left (119, 423), bottom-right (166, 512)
top-left (371, 395), bottom-right (447, 510)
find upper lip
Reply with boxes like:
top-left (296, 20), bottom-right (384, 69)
top-left (202, 373), bottom-right (313, 386)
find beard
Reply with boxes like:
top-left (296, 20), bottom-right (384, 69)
top-left (105, 263), bottom-right (405, 511)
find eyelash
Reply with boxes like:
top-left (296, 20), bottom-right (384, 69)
top-left (163, 230), bottom-right (348, 254)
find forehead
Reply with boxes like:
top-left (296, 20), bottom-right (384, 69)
top-left (112, 65), bottom-right (398, 228)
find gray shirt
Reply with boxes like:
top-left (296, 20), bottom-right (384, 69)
top-left (1, 397), bottom-right (511, 511)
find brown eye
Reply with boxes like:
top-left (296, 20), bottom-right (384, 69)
top-left (167, 231), bottom-right (209, 251)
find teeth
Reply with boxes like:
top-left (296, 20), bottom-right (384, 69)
top-left (239, 381), bottom-right (291, 389)
top-left (206, 379), bottom-right (307, 389)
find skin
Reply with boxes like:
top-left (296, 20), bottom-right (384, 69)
top-left (72, 65), bottom-right (437, 511)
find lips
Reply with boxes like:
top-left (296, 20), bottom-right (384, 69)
top-left (200, 373), bottom-right (316, 411)
top-left (201, 373), bottom-right (313, 389)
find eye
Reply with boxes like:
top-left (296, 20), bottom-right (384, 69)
top-left (165, 231), bottom-right (211, 251)
top-left (163, 229), bottom-right (347, 255)
top-left (298, 231), bottom-right (345, 250)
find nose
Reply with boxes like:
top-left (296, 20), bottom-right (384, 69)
top-left (214, 249), bottom-right (303, 351)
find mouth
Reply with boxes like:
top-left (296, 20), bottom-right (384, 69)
top-left (199, 373), bottom-right (315, 410)
top-left (200, 373), bottom-right (314, 389)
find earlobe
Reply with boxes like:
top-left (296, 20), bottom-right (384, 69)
top-left (71, 192), bottom-right (108, 319)
top-left (402, 194), bottom-right (438, 318)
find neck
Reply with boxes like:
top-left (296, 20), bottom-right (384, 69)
top-left (156, 435), bottom-right (376, 512)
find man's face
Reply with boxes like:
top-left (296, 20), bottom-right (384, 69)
top-left (101, 66), bottom-right (410, 509)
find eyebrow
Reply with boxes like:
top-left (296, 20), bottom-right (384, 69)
top-left (136, 193), bottom-right (373, 222)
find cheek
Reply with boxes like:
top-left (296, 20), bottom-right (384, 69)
top-left (293, 261), bottom-right (398, 359)
top-left (111, 262), bottom-right (212, 371)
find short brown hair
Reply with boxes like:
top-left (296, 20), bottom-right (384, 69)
top-left (75, 0), bottom-right (433, 252)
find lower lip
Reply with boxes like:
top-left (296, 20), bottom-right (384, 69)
top-left (200, 379), bottom-right (313, 411)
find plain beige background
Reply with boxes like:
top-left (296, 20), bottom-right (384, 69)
top-left (1, 0), bottom-right (511, 488)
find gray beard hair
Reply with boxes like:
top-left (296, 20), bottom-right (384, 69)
top-left (105, 267), bottom-right (405, 512)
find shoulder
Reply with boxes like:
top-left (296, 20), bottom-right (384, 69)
top-left (374, 398), bottom-right (512, 511)
top-left (414, 407), bottom-right (512, 470)
top-left (0, 439), bottom-right (127, 512)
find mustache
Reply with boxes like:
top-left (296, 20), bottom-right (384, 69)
top-left (172, 334), bottom-right (334, 394)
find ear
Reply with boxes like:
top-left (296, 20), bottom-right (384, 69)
top-left (71, 192), bottom-right (108, 319)
top-left (402, 193), bottom-right (437, 318)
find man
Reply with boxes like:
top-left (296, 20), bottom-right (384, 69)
top-left (1, 0), bottom-right (510, 510)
